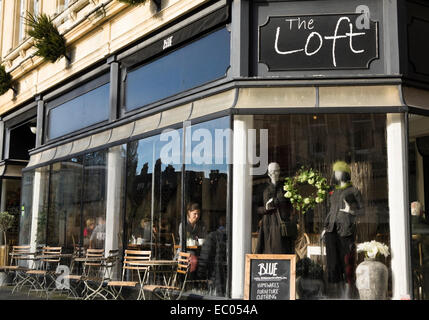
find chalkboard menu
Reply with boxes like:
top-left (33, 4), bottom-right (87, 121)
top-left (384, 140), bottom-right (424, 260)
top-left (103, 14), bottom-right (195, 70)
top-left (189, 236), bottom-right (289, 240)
top-left (244, 254), bottom-right (296, 300)
top-left (259, 13), bottom-right (379, 71)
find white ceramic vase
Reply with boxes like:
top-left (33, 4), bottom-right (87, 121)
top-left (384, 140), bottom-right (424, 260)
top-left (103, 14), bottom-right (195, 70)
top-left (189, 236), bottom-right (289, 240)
top-left (355, 258), bottom-right (388, 300)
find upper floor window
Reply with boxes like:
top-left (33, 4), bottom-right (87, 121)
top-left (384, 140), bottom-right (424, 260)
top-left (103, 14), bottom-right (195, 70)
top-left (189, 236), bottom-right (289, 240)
top-left (13, 0), bottom-right (40, 48)
top-left (46, 74), bottom-right (110, 140)
top-left (56, 0), bottom-right (69, 14)
top-left (124, 27), bottom-right (231, 112)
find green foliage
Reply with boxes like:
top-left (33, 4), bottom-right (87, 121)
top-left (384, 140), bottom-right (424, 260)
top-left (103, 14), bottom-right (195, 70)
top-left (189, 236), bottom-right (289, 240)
top-left (0, 64), bottom-right (12, 96)
top-left (0, 212), bottom-right (14, 233)
top-left (284, 167), bottom-right (329, 214)
top-left (25, 12), bottom-right (67, 63)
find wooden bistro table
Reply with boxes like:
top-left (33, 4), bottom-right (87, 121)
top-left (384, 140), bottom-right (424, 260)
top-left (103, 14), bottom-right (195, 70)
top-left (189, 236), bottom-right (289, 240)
top-left (140, 260), bottom-right (178, 289)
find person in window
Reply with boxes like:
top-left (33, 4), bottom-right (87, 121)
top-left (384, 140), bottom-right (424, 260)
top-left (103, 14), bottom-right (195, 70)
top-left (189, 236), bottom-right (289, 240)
top-left (197, 215), bottom-right (227, 296)
top-left (178, 202), bottom-right (207, 246)
top-left (178, 203), bottom-right (207, 278)
top-left (83, 218), bottom-right (95, 247)
top-left (90, 217), bottom-right (106, 249)
top-left (134, 218), bottom-right (157, 244)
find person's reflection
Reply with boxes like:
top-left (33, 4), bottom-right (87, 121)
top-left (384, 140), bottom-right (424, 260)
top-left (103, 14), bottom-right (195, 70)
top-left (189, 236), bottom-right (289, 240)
top-left (83, 218), bottom-right (96, 247)
top-left (411, 201), bottom-right (429, 298)
top-left (197, 215), bottom-right (227, 296)
top-left (134, 218), bottom-right (157, 244)
top-left (90, 217), bottom-right (106, 249)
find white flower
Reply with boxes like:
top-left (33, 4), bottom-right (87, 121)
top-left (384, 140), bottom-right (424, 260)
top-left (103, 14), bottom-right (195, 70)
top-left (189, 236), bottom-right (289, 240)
top-left (356, 240), bottom-right (390, 259)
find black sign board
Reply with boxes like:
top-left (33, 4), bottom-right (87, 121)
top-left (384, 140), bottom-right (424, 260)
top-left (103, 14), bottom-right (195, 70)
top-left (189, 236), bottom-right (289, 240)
top-left (259, 13), bottom-right (379, 71)
top-left (244, 254), bottom-right (296, 300)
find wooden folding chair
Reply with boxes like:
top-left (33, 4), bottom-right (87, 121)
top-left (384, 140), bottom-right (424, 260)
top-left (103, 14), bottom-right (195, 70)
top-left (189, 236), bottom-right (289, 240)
top-left (143, 252), bottom-right (190, 300)
top-left (83, 249), bottom-right (105, 277)
top-left (0, 245), bottom-right (33, 288)
top-left (106, 250), bottom-right (152, 300)
top-left (25, 246), bottom-right (62, 298)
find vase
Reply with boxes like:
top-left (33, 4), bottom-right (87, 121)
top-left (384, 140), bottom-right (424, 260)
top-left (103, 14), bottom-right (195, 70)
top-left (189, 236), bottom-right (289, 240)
top-left (355, 258), bottom-right (388, 300)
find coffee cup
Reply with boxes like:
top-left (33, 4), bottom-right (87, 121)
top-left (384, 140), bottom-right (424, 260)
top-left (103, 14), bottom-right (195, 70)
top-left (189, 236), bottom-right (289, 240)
top-left (198, 238), bottom-right (205, 246)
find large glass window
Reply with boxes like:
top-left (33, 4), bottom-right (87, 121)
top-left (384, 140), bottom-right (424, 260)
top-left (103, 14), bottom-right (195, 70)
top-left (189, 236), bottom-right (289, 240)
top-left (183, 117), bottom-right (230, 297)
top-left (408, 113), bottom-right (429, 300)
top-left (26, 150), bottom-right (107, 253)
top-left (47, 83), bottom-right (110, 140)
top-left (125, 27), bottom-right (231, 111)
top-left (125, 117), bottom-right (231, 297)
top-left (19, 171), bottom-right (35, 245)
top-left (248, 114), bottom-right (390, 300)
top-left (125, 129), bottom-right (183, 260)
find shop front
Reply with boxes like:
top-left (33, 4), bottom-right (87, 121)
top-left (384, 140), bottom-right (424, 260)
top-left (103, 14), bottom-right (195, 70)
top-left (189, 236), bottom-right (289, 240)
top-left (10, 0), bottom-right (429, 300)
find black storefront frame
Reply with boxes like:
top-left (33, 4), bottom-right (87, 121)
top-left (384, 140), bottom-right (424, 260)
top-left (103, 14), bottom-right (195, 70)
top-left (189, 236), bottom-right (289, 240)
top-left (21, 102), bottom-right (409, 300)
top-left (118, 3), bottom-right (232, 118)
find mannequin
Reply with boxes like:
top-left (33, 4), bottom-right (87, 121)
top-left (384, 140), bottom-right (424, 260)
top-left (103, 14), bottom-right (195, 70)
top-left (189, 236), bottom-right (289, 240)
top-left (323, 161), bottom-right (363, 299)
top-left (256, 162), bottom-right (297, 254)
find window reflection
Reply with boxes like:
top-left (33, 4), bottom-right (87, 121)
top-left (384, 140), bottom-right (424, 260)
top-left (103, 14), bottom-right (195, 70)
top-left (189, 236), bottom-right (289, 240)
top-left (250, 114), bottom-right (390, 300)
top-left (125, 27), bottom-right (231, 111)
top-left (26, 151), bottom-right (108, 253)
top-left (126, 130), bottom-right (183, 261)
top-left (409, 114), bottom-right (429, 300)
top-left (184, 117), bottom-right (230, 297)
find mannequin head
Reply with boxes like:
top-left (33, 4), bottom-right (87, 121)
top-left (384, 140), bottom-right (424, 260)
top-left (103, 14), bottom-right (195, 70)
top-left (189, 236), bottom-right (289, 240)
top-left (268, 162), bottom-right (281, 184)
top-left (332, 161), bottom-right (351, 184)
top-left (411, 201), bottom-right (423, 217)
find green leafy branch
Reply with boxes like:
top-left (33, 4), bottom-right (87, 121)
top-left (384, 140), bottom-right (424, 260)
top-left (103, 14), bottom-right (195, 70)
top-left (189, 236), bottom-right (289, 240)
top-left (25, 12), bottom-right (69, 63)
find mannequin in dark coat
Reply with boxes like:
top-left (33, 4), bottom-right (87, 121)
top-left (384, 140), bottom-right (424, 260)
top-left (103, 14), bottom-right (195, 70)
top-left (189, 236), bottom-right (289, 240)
top-left (323, 161), bottom-right (363, 299)
top-left (256, 163), bottom-right (297, 254)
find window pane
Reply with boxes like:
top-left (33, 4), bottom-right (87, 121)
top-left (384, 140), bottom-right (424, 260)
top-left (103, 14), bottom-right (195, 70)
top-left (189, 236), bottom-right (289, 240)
top-left (1, 179), bottom-right (22, 246)
top-left (248, 114), bottom-right (390, 300)
top-left (48, 83), bottom-right (110, 140)
top-left (183, 116), bottom-right (230, 297)
top-left (125, 27), bottom-right (230, 111)
top-left (125, 129), bottom-right (183, 261)
top-left (408, 114), bottom-right (429, 300)
top-left (83, 151), bottom-right (107, 249)
top-left (48, 158), bottom-right (83, 250)
top-left (38, 151), bottom-right (108, 252)
top-left (19, 171), bottom-right (35, 245)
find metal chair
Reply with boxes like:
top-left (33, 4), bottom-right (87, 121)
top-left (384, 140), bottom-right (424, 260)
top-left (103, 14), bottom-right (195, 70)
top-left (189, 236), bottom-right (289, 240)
top-left (143, 251), bottom-right (190, 300)
top-left (0, 245), bottom-right (33, 288)
top-left (81, 249), bottom-right (122, 300)
top-left (24, 246), bottom-right (62, 298)
top-left (105, 249), bottom-right (152, 300)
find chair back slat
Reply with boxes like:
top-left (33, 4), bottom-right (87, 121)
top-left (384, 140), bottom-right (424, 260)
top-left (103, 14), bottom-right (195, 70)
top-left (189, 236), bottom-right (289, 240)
top-left (41, 246), bottom-right (62, 263)
top-left (122, 250), bottom-right (151, 271)
top-left (84, 249), bottom-right (105, 267)
top-left (176, 252), bottom-right (190, 275)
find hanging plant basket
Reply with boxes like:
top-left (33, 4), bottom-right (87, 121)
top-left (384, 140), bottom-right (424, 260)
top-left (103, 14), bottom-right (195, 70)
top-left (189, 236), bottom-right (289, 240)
top-left (25, 12), bottom-right (69, 63)
top-left (0, 65), bottom-right (13, 96)
top-left (283, 167), bottom-right (329, 214)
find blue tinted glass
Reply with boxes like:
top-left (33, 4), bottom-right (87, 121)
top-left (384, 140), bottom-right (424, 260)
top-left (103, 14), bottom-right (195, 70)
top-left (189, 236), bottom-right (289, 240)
top-left (48, 83), bottom-right (110, 139)
top-left (126, 27), bottom-right (230, 111)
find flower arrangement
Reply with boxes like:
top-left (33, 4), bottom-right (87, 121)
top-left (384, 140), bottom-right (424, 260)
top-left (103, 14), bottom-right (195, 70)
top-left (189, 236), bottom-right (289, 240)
top-left (283, 167), bottom-right (329, 214)
top-left (357, 240), bottom-right (390, 260)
